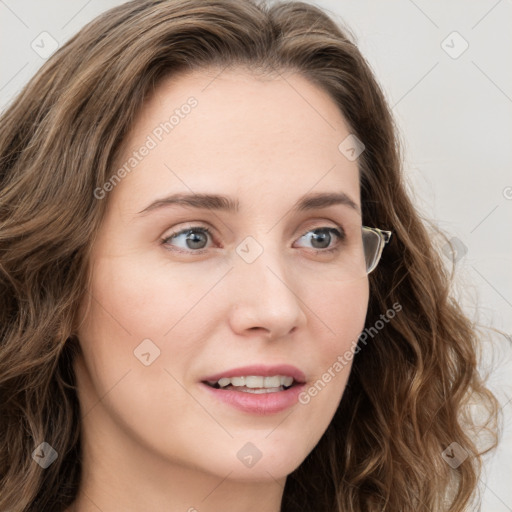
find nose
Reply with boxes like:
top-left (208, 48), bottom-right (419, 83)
top-left (227, 242), bottom-right (307, 340)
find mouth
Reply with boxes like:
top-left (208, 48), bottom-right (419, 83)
top-left (200, 364), bottom-right (306, 394)
top-left (199, 371), bottom-right (307, 415)
top-left (202, 375), bottom-right (299, 393)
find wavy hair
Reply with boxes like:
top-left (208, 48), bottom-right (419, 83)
top-left (0, 0), bottom-right (502, 510)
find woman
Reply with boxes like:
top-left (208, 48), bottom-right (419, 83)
top-left (0, 0), bottom-right (501, 510)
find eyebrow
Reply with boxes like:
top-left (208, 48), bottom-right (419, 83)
top-left (136, 191), bottom-right (360, 216)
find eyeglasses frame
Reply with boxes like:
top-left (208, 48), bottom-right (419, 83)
top-left (362, 226), bottom-right (392, 274)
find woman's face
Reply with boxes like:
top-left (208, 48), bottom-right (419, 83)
top-left (74, 67), bottom-right (369, 483)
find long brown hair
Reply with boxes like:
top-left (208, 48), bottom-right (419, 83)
top-left (0, 0), bottom-right (502, 510)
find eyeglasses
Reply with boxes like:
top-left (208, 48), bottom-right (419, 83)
top-left (362, 226), bottom-right (392, 274)
top-left (298, 225), bottom-right (392, 284)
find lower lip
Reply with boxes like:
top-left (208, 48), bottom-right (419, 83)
top-left (199, 382), bottom-right (306, 415)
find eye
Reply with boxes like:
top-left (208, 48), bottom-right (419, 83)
top-left (162, 226), bottom-right (214, 254)
top-left (161, 224), bottom-right (346, 254)
top-left (294, 226), bottom-right (345, 254)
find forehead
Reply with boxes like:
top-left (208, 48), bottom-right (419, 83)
top-left (108, 67), bottom-right (361, 215)
top-left (135, 66), bottom-right (352, 151)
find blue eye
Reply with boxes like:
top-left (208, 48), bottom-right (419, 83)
top-left (162, 226), bottom-right (214, 254)
top-left (162, 225), bottom-right (345, 255)
top-left (295, 227), bottom-right (345, 253)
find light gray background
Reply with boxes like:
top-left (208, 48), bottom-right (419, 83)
top-left (1, 0), bottom-right (511, 510)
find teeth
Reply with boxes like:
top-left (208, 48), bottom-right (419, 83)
top-left (233, 387), bottom-right (282, 394)
top-left (215, 375), bottom-right (294, 388)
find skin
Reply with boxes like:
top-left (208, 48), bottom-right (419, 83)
top-left (67, 67), bottom-right (369, 512)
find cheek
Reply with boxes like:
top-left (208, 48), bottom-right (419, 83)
top-left (81, 252), bottom-right (216, 338)
top-left (74, 255), bottom-right (175, 384)
top-left (303, 278), bottom-right (369, 398)
top-left (74, 255), bottom-right (212, 442)
top-left (75, 252), bottom-right (227, 398)
top-left (312, 276), bottom-right (369, 347)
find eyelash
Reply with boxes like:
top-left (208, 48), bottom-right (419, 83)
top-left (161, 224), bottom-right (346, 255)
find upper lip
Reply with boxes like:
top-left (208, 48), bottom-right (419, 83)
top-left (201, 364), bottom-right (306, 384)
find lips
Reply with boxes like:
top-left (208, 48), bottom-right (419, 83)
top-left (201, 364), bottom-right (307, 387)
top-left (199, 364), bottom-right (308, 414)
